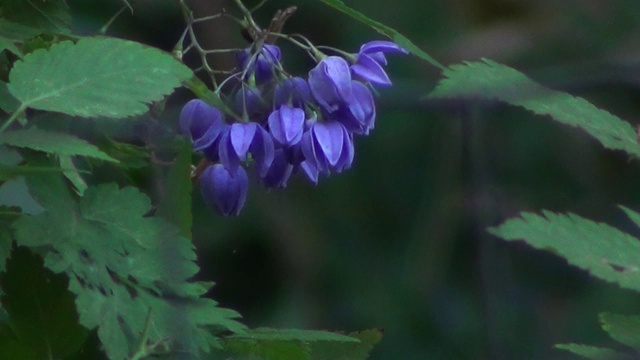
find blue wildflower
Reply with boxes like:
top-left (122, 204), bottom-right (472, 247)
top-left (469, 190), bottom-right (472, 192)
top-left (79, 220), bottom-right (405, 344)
top-left (179, 99), bottom-right (225, 151)
top-left (268, 105), bottom-right (305, 147)
top-left (351, 40), bottom-right (408, 87)
top-left (200, 163), bottom-right (249, 216)
top-left (236, 44), bottom-right (281, 84)
top-left (308, 56), bottom-right (352, 112)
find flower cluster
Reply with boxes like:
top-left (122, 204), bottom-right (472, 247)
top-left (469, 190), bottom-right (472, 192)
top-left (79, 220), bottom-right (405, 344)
top-left (180, 40), bottom-right (407, 216)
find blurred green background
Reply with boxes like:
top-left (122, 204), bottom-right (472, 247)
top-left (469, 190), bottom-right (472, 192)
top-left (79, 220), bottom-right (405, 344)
top-left (70, 0), bottom-right (640, 358)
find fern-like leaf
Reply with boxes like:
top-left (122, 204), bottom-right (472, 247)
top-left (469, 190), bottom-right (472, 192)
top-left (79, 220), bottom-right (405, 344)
top-left (489, 207), bottom-right (640, 292)
top-left (429, 59), bottom-right (640, 158)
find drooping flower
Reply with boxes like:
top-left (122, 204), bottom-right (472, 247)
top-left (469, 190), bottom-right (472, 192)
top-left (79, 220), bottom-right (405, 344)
top-left (274, 77), bottom-right (312, 108)
top-left (236, 44), bottom-right (282, 84)
top-left (218, 122), bottom-right (274, 177)
top-left (308, 56), bottom-right (352, 112)
top-left (234, 85), bottom-right (265, 120)
top-left (301, 120), bottom-right (354, 174)
top-left (268, 105), bottom-right (305, 147)
top-left (179, 99), bottom-right (225, 151)
top-left (351, 40), bottom-right (408, 87)
top-left (261, 149), bottom-right (294, 189)
top-left (332, 81), bottom-right (376, 135)
top-left (200, 163), bottom-right (249, 216)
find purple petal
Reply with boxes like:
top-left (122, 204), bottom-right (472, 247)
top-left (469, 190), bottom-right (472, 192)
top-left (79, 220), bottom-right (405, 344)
top-left (250, 125), bottom-right (275, 177)
top-left (351, 53), bottom-right (392, 87)
top-left (360, 40), bottom-right (408, 55)
top-left (335, 130), bottom-right (354, 172)
top-left (261, 149), bottom-right (293, 189)
top-left (313, 121), bottom-right (346, 167)
top-left (308, 56), bottom-right (352, 111)
top-left (200, 164), bottom-right (249, 216)
top-left (179, 99), bottom-right (225, 151)
top-left (268, 105), bottom-right (305, 146)
top-left (350, 81), bottom-right (376, 134)
top-left (299, 160), bottom-right (319, 184)
top-left (218, 129), bottom-right (241, 172)
top-left (229, 122), bottom-right (257, 158)
top-left (274, 77), bottom-right (311, 108)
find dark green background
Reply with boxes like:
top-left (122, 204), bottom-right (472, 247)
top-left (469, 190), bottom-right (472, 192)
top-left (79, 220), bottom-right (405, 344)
top-left (71, 0), bottom-right (640, 358)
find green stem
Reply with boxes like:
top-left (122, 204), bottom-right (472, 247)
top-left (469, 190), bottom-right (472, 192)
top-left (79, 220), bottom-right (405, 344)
top-left (0, 104), bottom-right (27, 133)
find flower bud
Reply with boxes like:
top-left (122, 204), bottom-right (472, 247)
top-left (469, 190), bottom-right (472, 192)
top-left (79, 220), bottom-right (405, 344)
top-left (179, 99), bottom-right (225, 151)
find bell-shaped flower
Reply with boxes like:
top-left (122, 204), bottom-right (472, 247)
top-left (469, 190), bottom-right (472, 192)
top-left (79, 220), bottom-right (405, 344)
top-left (200, 163), bottom-right (249, 216)
top-left (274, 77), bottom-right (311, 108)
top-left (261, 149), bottom-right (294, 189)
top-left (308, 56), bottom-right (352, 112)
top-left (219, 122), bottom-right (274, 177)
top-left (301, 120), bottom-right (354, 174)
top-left (236, 44), bottom-right (281, 84)
top-left (351, 40), bottom-right (408, 87)
top-left (332, 81), bottom-right (376, 135)
top-left (179, 99), bottom-right (225, 151)
top-left (234, 86), bottom-right (265, 120)
top-left (268, 105), bottom-right (305, 147)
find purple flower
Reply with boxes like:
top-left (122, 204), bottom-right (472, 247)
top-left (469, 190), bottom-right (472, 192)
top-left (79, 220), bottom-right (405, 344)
top-left (268, 105), bottom-right (305, 147)
top-left (308, 56), bottom-right (352, 112)
top-left (179, 99), bottom-right (225, 151)
top-left (261, 149), bottom-right (294, 189)
top-left (351, 41), bottom-right (408, 87)
top-left (218, 122), bottom-right (275, 177)
top-left (235, 86), bottom-right (265, 120)
top-left (332, 81), bottom-right (376, 135)
top-left (236, 44), bottom-right (281, 84)
top-left (200, 163), bottom-right (249, 216)
top-left (301, 120), bottom-right (354, 174)
top-left (274, 77), bottom-right (311, 108)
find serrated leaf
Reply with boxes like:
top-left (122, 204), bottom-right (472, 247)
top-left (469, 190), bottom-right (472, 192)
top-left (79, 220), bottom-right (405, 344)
top-left (8, 37), bottom-right (193, 118)
top-left (429, 59), bottom-right (640, 158)
top-left (555, 343), bottom-right (631, 360)
top-left (227, 328), bottom-right (360, 343)
top-left (222, 328), bottom-right (374, 360)
top-left (599, 313), bottom-right (640, 349)
top-left (12, 173), bottom-right (245, 360)
top-left (310, 329), bottom-right (383, 360)
top-left (0, 127), bottom-right (117, 162)
top-left (0, 248), bottom-right (89, 359)
top-left (318, 0), bottom-right (444, 70)
top-left (0, 0), bottom-right (71, 34)
top-left (488, 208), bottom-right (640, 292)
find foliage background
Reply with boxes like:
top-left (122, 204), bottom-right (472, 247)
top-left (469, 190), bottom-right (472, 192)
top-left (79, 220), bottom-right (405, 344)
top-left (14, 0), bottom-right (640, 359)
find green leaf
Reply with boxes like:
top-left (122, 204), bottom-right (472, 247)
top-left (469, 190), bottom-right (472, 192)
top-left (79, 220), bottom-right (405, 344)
top-left (0, 247), bottom-right (89, 359)
top-left (222, 328), bottom-right (375, 360)
top-left (0, 0), bottom-right (71, 34)
top-left (429, 59), bottom-right (640, 158)
top-left (0, 82), bottom-right (20, 113)
top-left (318, 0), bottom-right (444, 70)
top-left (310, 328), bottom-right (383, 360)
top-left (0, 178), bottom-right (44, 214)
top-left (227, 328), bottom-right (360, 343)
top-left (0, 127), bottom-right (117, 162)
top-left (0, 19), bottom-right (42, 41)
top-left (555, 344), bottom-right (631, 360)
top-left (59, 155), bottom-right (87, 196)
top-left (12, 173), bottom-right (245, 360)
top-left (156, 139), bottom-right (192, 238)
top-left (488, 208), bottom-right (640, 292)
top-left (599, 313), bottom-right (640, 349)
top-left (8, 37), bottom-right (193, 118)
